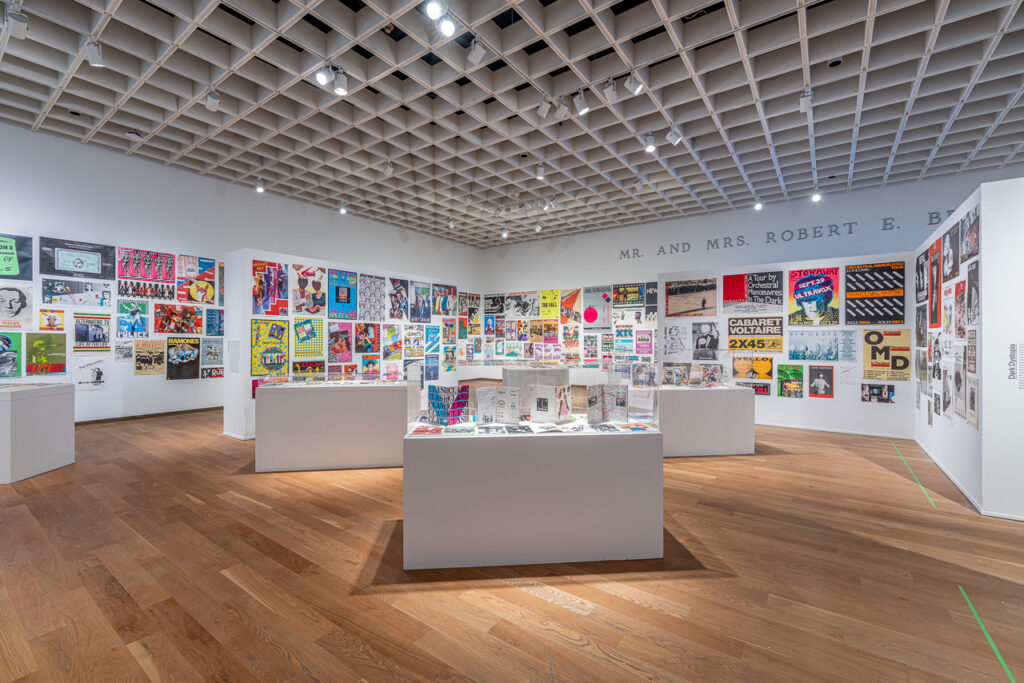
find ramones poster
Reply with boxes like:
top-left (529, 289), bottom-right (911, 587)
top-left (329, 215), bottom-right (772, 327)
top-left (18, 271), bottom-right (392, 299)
top-left (166, 336), bottom-right (200, 380)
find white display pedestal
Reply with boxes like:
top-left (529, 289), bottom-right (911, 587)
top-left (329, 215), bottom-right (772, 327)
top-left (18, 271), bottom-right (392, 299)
top-left (255, 383), bottom-right (406, 472)
top-left (403, 431), bottom-right (664, 569)
top-left (0, 384), bottom-right (75, 484)
top-left (660, 386), bottom-right (755, 457)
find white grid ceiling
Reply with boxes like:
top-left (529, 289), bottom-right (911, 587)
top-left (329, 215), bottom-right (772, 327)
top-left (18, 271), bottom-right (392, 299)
top-left (1, 0), bottom-right (1023, 246)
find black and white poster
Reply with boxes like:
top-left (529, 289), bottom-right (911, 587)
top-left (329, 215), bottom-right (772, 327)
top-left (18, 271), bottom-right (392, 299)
top-left (692, 321), bottom-right (719, 360)
top-left (844, 261), bottom-right (905, 325)
top-left (39, 237), bottom-right (116, 280)
top-left (915, 251), bottom-right (928, 304)
top-left (484, 293), bottom-right (505, 315)
top-left (966, 261), bottom-right (979, 325)
top-left (0, 233), bottom-right (33, 281)
top-left (942, 225), bottom-right (959, 283)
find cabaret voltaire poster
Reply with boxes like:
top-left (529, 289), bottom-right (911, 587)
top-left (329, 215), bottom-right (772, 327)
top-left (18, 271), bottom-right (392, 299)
top-left (252, 260), bottom-right (288, 316)
top-left (787, 268), bottom-right (839, 325)
top-left (722, 272), bottom-right (782, 314)
top-left (844, 262), bottom-right (905, 325)
top-left (727, 316), bottom-right (782, 353)
top-left (665, 279), bottom-right (716, 316)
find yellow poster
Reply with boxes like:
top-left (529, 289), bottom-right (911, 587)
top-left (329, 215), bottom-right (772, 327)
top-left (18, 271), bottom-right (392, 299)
top-left (539, 288), bottom-right (559, 319)
top-left (862, 328), bottom-right (911, 381)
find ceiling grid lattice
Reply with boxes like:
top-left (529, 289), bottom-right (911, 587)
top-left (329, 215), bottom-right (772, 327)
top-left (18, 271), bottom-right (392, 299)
top-left (0, 0), bottom-right (1021, 245)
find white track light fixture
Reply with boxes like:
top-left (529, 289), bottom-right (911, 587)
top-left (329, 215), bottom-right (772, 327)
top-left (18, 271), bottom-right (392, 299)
top-left (439, 14), bottom-right (455, 37)
top-left (535, 164), bottom-right (544, 181)
top-left (448, 216), bottom-right (454, 230)
top-left (602, 78), bottom-right (617, 101)
top-left (383, 160), bottom-right (394, 177)
top-left (666, 126), bottom-right (683, 146)
top-left (5, 6), bottom-right (28, 40)
top-left (554, 97), bottom-right (569, 120)
top-left (754, 201), bottom-right (763, 211)
top-left (573, 89), bottom-right (590, 116)
top-left (84, 40), bottom-right (105, 67)
top-left (425, 0), bottom-right (443, 20)
top-left (811, 190), bottom-right (822, 202)
top-left (501, 227), bottom-right (509, 240)
top-left (468, 38), bottom-right (486, 65)
top-left (205, 89), bottom-right (220, 112)
top-left (535, 223), bottom-right (542, 233)
top-left (333, 69), bottom-right (348, 96)
top-left (255, 178), bottom-right (265, 194)
top-left (643, 133), bottom-right (656, 154)
top-left (537, 98), bottom-right (551, 119)
top-left (338, 201), bottom-right (347, 214)
top-left (799, 88), bottom-right (814, 114)
top-left (624, 71), bottom-right (642, 96)
top-left (315, 63), bottom-right (333, 87)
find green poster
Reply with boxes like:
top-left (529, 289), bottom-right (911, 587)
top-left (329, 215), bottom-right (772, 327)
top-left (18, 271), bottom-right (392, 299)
top-left (777, 364), bottom-right (804, 398)
top-left (0, 332), bottom-right (21, 378)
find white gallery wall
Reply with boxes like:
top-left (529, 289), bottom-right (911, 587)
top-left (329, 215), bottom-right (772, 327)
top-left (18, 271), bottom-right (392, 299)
top-left (0, 124), bottom-right (482, 420)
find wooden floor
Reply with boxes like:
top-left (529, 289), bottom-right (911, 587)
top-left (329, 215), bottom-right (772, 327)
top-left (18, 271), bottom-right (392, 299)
top-left (1, 411), bottom-right (1022, 682)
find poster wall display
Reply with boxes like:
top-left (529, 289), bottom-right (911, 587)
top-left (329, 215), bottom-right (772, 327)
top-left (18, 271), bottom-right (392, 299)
top-left (154, 304), bottom-right (202, 334)
top-left (915, 251), bottom-right (928, 303)
top-left (539, 288), bottom-right (559, 318)
top-left (292, 360), bottom-right (325, 381)
top-left (928, 239), bottom-right (942, 328)
top-left (663, 322), bottom-right (689, 358)
top-left (0, 233), bottom-right (33, 281)
top-left (251, 320), bottom-right (288, 376)
top-left (559, 289), bottom-right (582, 324)
top-left (915, 304), bottom-right (927, 347)
top-left (0, 284), bottom-right (31, 330)
top-left (582, 286), bottom-right (612, 325)
top-left (665, 278), bottom-right (716, 316)
top-left (39, 309), bottom-right (64, 331)
top-left (39, 237), bottom-right (116, 280)
top-left (201, 367), bottom-right (224, 379)
top-left (327, 322), bottom-right (353, 363)
top-left (966, 261), bottom-right (979, 325)
top-left (388, 278), bottom-right (409, 321)
top-left (358, 274), bottom-right (386, 321)
top-left (205, 308), bottom-right (224, 336)
top-left (612, 283), bottom-right (644, 308)
top-left (74, 355), bottom-right (109, 391)
top-left (404, 325), bottom-right (424, 359)
top-left (691, 322), bottom-right (719, 360)
top-left (114, 341), bottom-right (133, 363)
top-left (425, 326), bottom-right (440, 353)
top-left (960, 205), bottom-right (979, 262)
top-left (410, 282), bottom-right (431, 323)
top-left (328, 270), bottom-right (358, 320)
top-left (176, 255), bottom-right (216, 304)
top-left (777, 365), bottom-right (804, 397)
top-left (0, 332), bottom-right (21, 378)
top-left (383, 325), bottom-right (402, 360)
top-left (432, 284), bottom-right (456, 316)
top-left (722, 271), bottom-right (783, 314)
top-left (26, 333), bottom-right (66, 375)
top-left (354, 322), bottom-right (379, 353)
top-left (166, 336), bottom-right (200, 380)
top-left (252, 260), bottom-right (288, 316)
top-left (942, 224), bottom-right (960, 282)
top-left (117, 301), bottom-right (148, 338)
top-left (483, 293), bottom-right (505, 316)
top-left (862, 383), bottom-right (895, 403)
top-left (808, 366), bottom-right (834, 398)
top-left (505, 291), bottom-right (539, 319)
top-left (788, 329), bottom-right (857, 362)
top-left (134, 339), bottom-right (165, 375)
top-left (217, 262), bottom-right (224, 306)
top-left (42, 279), bottom-right (111, 307)
top-left (292, 318), bottom-right (323, 356)
top-left (73, 313), bottom-right (110, 352)
top-left (727, 316), bottom-right (783, 353)
top-left (844, 262), bottom-right (905, 325)
top-left (787, 268), bottom-right (839, 325)
top-left (118, 247), bottom-right (174, 283)
top-left (732, 356), bottom-right (773, 381)
top-left (291, 265), bottom-right (327, 315)
top-left (118, 279), bottom-right (174, 300)
top-left (862, 329), bottom-right (911, 381)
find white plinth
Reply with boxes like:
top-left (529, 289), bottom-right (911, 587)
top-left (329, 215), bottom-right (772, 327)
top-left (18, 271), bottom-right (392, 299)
top-left (0, 383), bottom-right (75, 484)
top-left (255, 383), bottom-right (406, 472)
top-left (660, 385), bottom-right (755, 457)
top-left (403, 431), bottom-right (663, 569)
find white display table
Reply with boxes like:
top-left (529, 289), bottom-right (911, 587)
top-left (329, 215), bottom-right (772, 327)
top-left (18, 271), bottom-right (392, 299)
top-left (403, 430), bottom-right (663, 569)
top-left (0, 383), bottom-right (75, 484)
top-left (255, 383), bottom-right (407, 472)
top-left (459, 365), bottom-right (609, 386)
top-left (659, 385), bottom-right (755, 457)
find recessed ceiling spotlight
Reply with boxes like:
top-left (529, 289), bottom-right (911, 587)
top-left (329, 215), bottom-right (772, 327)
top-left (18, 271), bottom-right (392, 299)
top-left (383, 160), bottom-right (394, 177)
top-left (535, 164), bottom-right (544, 180)
top-left (811, 190), bottom-right (822, 202)
top-left (573, 89), bottom-right (590, 116)
top-left (535, 223), bottom-right (542, 233)
top-left (425, 0), bottom-right (443, 20)
top-left (827, 57), bottom-right (843, 68)
top-left (5, 7), bottom-right (28, 40)
top-left (124, 130), bottom-right (143, 140)
top-left (68, 109), bottom-right (82, 117)
top-left (255, 178), bottom-right (265, 193)
top-left (84, 40), bottom-right (105, 68)
top-left (439, 14), bottom-right (455, 37)
top-left (537, 98), bottom-right (551, 118)
top-left (602, 78), bottom-right (617, 101)
top-left (643, 133), bottom-right (656, 154)
top-left (333, 69), bottom-right (348, 96)
top-left (205, 89), bottom-right (220, 112)
top-left (553, 97), bottom-right (569, 120)
top-left (468, 38), bottom-right (486, 65)
top-left (338, 201), bottom-right (347, 214)
top-left (624, 71), bottom-right (642, 95)
top-left (754, 201), bottom-right (763, 211)
top-left (666, 126), bottom-right (683, 146)
top-left (314, 63), bottom-right (333, 87)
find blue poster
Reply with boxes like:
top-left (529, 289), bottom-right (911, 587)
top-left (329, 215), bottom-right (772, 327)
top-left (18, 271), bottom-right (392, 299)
top-left (328, 269), bottom-right (358, 320)
top-left (205, 308), bottom-right (224, 336)
top-left (425, 325), bottom-right (440, 353)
